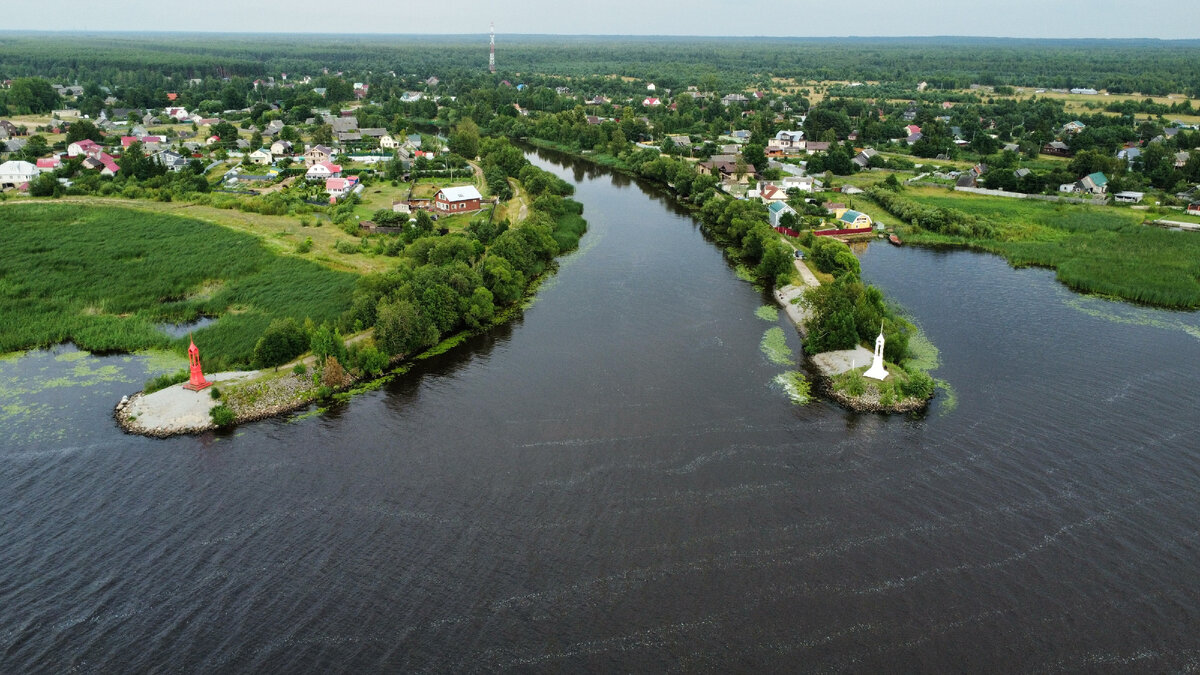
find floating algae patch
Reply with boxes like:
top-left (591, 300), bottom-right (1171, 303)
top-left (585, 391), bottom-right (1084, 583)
top-left (774, 371), bottom-right (812, 405)
top-left (54, 350), bottom-right (90, 363)
top-left (1063, 295), bottom-right (1200, 342)
top-left (935, 379), bottom-right (958, 416)
top-left (760, 327), bottom-right (794, 366)
top-left (755, 305), bottom-right (780, 322)
top-left (735, 264), bottom-right (757, 283)
top-left (138, 349), bottom-right (187, 374)
top-left (906, 330), bottom-right (941, 373)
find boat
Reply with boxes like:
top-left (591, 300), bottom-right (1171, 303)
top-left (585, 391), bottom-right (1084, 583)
top-left (888, 233), bottom-right (902, 246)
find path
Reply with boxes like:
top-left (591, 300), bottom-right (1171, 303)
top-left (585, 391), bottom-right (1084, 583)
top-left (119, 371), bottom-right (256, 435)
top-left (772, 236), bottom-right (821, 332)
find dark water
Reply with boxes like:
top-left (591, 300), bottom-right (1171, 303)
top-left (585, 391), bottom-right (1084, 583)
top-left (3, 149), bottom-right (1200, 672)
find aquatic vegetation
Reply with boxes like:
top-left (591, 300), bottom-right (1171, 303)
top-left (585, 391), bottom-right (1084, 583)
top-left (1063, 296), bottom-right (1200, 342)
top-left (774, 371), bottom-right (812, 404)
top-left (760, 327), bottom-right (794, 366)
top-left (755, 305), bottom-right (780, 322)
top-left (935, 379), bottom-right (959, 416)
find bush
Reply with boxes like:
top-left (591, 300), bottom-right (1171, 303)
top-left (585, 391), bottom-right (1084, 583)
top-left (900, 367), bottom-right (936, 399)
top-left (252, 317), bottom-right (309, 369)
top-left (210, 404), bottom-right (235, 427)
top-left (209, 387), bottom-right (221, 400)
top-left (335, 239), bottom-right (359, 254)
top-left (296, 236), bottom-right (313, 253)
top-left (293, 362), bottom-right (307, 375)
top-left (144, 368), bottom-right (189, 393)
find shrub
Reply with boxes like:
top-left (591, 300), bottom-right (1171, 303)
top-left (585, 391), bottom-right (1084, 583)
top-left (320, 355), bottom-right (350, 388)
top-left (297, 237), bottom-right (313, 253)
top-left (210, 404), bottom-right (235, 427)
top-left (335, 239), bottom-right (359, 254)
top-left (145, 369), bottom-right (189, 393)
top-left (209, 387), bottom-right (221, 400)
top-left (900, 367), bottom-right (936, 399)
top-left (252, 317), bottom-right (309, 369)
top-left (293, 362), bottom-right (307, 375)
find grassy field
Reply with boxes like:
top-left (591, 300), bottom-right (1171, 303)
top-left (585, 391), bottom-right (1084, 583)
top-left (881, 187), bottom-right (1200, 308)
top-left (0, 202), bottom-right (357, 368)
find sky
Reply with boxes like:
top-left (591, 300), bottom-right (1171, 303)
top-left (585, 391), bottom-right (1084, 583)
top-left (5, 0), bottom-right (1200, 39)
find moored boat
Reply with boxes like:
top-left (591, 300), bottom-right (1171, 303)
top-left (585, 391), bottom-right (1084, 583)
top-left (889, 233), bottom-right (902, 246)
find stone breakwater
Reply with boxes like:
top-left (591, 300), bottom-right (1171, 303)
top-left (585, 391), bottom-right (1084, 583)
top-left (115, 371), bottom-right (317, 437)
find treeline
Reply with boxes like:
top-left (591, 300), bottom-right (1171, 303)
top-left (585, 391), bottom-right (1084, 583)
top-left (2, 35), bottom-right (1198, 98)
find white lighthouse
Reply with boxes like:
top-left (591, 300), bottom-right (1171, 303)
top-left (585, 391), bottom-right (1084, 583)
top-left (864, 322), bottom-right (889, 381)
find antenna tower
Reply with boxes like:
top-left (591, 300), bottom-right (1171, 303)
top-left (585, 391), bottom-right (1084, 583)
top-left (489, 22), bottom-right (496, 73)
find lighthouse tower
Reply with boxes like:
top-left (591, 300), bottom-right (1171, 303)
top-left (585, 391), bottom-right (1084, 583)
top-left (488, 22), bottom-right (496, 74)
top-left (864, 322), bottom-right (889, 381)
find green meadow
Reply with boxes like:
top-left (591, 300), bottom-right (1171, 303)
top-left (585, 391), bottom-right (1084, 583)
top-left (887, 188), bottom-right (1200, 308)
top-left (0, 203), bottom-right (356, 369)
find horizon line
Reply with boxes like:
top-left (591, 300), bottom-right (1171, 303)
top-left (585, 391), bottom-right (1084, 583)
top-left (1, 29), bottom-right (1198, 42)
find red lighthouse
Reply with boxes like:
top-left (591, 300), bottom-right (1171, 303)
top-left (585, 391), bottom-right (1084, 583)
top-left (182, 335), bottom-right (213, 391)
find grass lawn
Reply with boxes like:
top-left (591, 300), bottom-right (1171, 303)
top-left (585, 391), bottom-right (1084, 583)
top-left (0, 202), bottom-right (357, 368)
top-left (878, 186), bottom-right (1200, 308)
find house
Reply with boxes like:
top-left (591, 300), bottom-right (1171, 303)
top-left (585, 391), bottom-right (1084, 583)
top-left (767, 130), bottom-right (805, 156)
top-left (0, 120), bottom-right (22, 138)
top-left (98, 154), bottom-right (120, 176)
top-left (851, 148), bottom-right (879, 169)
top-left (122, 135), bottom-right (165, 148)
top-left (1043, 141), bottom-right (1072, 157)
top-left (306, 161), bottom-right (342, 180)
top-left (304, 144), bottom-right (333, 166)
top-left (1062, 120), bottom-right (1087, 134)
top-left (642, 97), bottom-right (661, 107)
top-left (805, 141), bottom-right (831, 153)
top-left (1069, 88), bottom-right (1098, 95)
top-left (269, 139), bottom-right (294, 156)
top-left (767, 200), bottom-right (798, 228)
top-left (36, 157), bottom-right (62, 170)
top-left (325, 176), bottom-right (358, 201)
top-left (205, 135), bottom-right (221, 146)
top-left (1113, 191), bottom-right (1145, 204)
top-left (835, 209), bottom-right (873, 229)
top-left (262, 120), bottom-right (285, 137)
top-left (780, 174), bottom-right (815, 192)
top-left (1014, 168), bottom-right (1032, 179)
top-left (1080, 172), bottom-right (1108, 194)
top-left (721, 93), bottom-right (749, 106)
top-left (0, 160), bottom-right (40, 188)
top-left (379, 135), bottom-right (401, 150)
top-left (905, 125), bottom-right (922, 137)
top-left (757, 183), bottom-right (788, 202)
top-left (956, 173), bottom-right (978, 188)
top-left (906, 132), bottom-right (923, 144)
top-left (336, 132), bottom-right (363, 143)
top-left (667, 135), bottom-right (692, 148)
top-left (360, 128), bottom-right (387, 138)
top-left (433, 185), bottom-right (484, 214)
top-left (1175, 151), bottom-right (1191, 168)
top-left (1117, 146), bottom-right (1142, 163)
top-left (1187, 203), bottom-right (1200, 216)
top-left (67, 139), bottom-right (103, 158)
top-left (697, 159), bottom-right (757, 183)
top-left (154, 150), bottom-right (188, 172)
top-left (248, 148), bottom-right (274, 165)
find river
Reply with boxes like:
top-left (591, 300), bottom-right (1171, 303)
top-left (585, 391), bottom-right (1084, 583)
top-left (2, 148), bottom-right (1199, 672)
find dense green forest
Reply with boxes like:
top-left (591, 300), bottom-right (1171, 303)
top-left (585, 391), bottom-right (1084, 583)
top-left (2, 33), bottom-right (1199, 96)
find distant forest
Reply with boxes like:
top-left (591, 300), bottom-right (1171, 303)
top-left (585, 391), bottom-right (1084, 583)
top-left (1, 33), bottom-right (1200, 96)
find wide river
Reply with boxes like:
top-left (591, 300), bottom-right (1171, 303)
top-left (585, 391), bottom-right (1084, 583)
top-left (3, 148), bottom-right (1200, 672)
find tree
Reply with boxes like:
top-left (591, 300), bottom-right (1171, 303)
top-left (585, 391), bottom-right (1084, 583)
top-left (375, 298), bottom-right (438, 356)
top-left (252, 318), bottom-right (309, 368)
top-left (742, 142), bottom-right (767, 173)
top-left (7, 78), bottom-right (59, 114)
top-left (311, 124), bottom-right (333, 147)
top-left (448, 118), bottom-right (481, 159)
top-left (28, 172), bottom-right (62, 198)
top-left (18, 135), bottom-right (50, 162)
top-left (210, 121), bottom-right (239, 148)
top-left (65, 119), bottom-right (103, 144)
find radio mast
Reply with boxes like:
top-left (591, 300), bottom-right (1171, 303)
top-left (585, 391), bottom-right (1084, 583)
top-left (489, 22), bottom-right (496, 74)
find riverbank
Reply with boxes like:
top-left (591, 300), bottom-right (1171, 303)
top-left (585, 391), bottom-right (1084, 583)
top-left (114, 264), bottom-right (557, 437)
